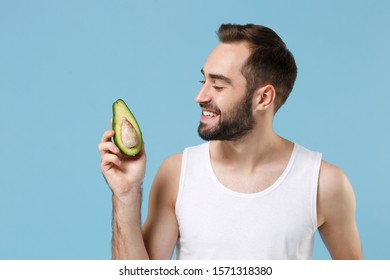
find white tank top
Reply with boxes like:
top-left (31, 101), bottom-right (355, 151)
top-left (175, 142), bottom-right (322, 260)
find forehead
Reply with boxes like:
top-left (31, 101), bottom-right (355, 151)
top-left (202, 42), bottom-right (251, 79)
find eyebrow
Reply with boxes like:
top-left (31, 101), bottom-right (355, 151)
top-left (201, 68), bottom-right (233, 85)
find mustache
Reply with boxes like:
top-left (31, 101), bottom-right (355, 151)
top-left (200, 103), bottom-right (221, 114)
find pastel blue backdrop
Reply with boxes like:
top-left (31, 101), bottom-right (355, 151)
top-left (1, 0), bottom-right (389, 259)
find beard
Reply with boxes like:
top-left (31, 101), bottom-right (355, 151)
top-left (198, 91), bottom-right (255, 141)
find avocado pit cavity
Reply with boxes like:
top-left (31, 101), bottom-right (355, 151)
top-left (121, 117), bottom-right (138, 148)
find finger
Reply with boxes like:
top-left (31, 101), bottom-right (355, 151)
top-left (110, 117), bottom-right (113, 128)
top-left (101, 153), bottom-right (122, 172)
top-left (101, 129), bottom-right (115, 143)
top-left (98, 141), bottom-right (120, 157)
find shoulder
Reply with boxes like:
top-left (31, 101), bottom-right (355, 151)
top-left (154, 153), bottom-right (183, 187)
top-left (319, 160), bottom-right (350, 192)
top-left (316, 160), bottom-right (363, 259)
top-left (150, 153), bottom-right (183, 207)
top-left (150, 142), bottom-right (207, 205)
top-left (317, 160), bottom-right (356, 227)
top-left (160, 153), bottom-right (183, 171)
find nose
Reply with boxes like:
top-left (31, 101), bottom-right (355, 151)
top-left (195, 83), bottom-right (212, 104)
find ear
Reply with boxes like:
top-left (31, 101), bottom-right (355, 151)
top-left (253, 84), bottom-right (276, 111)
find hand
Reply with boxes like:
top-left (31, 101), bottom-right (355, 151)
top-left (98, 129), bottom-right (146, 198)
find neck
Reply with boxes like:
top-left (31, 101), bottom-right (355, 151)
top-left (210, 119), bottom-right (292, 171)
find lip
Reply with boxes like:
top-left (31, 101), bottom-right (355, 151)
top-left (200, 109), bottom-right (219, 123)
top-left (200, 104), bottom-right (219, 113)
top-left (200, 114), bottom-right (217, 124)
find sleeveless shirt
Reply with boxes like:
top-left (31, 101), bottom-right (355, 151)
top-left (175, 142), bottom-right (322, 260)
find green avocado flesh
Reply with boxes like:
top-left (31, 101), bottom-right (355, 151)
top-left (112, 99), bottom-right (143, 156)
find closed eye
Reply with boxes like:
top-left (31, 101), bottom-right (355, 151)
top-left (199, 80), bottom-right (224, 91)
top-left (212, 85), bottom-right (224, 91)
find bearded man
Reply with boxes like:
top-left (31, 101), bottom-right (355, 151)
top-left (98, 24), bottom-right (363, 260)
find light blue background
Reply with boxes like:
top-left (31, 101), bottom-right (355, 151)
top-left (1, 0), bottom-right (389, 259)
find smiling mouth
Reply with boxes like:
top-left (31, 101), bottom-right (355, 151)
top-left (202, 110), bottom-right (218, 118)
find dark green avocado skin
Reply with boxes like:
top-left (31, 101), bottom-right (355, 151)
top-left (112, 99), bottom-right (143, 156)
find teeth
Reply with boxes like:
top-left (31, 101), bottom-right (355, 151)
top-left (203, 110), bottom-right (217, 117)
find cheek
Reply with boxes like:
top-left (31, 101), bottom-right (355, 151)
top-left (223, 90), bottom-right (247, 109)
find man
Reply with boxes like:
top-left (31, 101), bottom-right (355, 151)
top-left (98, 24), bottom-right (363, 259)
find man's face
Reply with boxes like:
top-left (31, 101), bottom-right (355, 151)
top-left (195, 42), bottom-right (255, 141)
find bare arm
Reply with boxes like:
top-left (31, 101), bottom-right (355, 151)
top-left (99, 129), bottom-right (149, 259)
top-left (98, 129), bottom-right (180, 259)
top-left (317, 161), bottom-right (363, 259)
top-left (142, 154), bottom-right (181, 259)
top-left (111, 187), bottom-right (149, 259)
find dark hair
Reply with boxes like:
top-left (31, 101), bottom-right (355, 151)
top-left (217, 24), bottom-right (297, 113)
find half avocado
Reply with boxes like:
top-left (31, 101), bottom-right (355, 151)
top-left (112, 99), bottom-right (143, 156)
